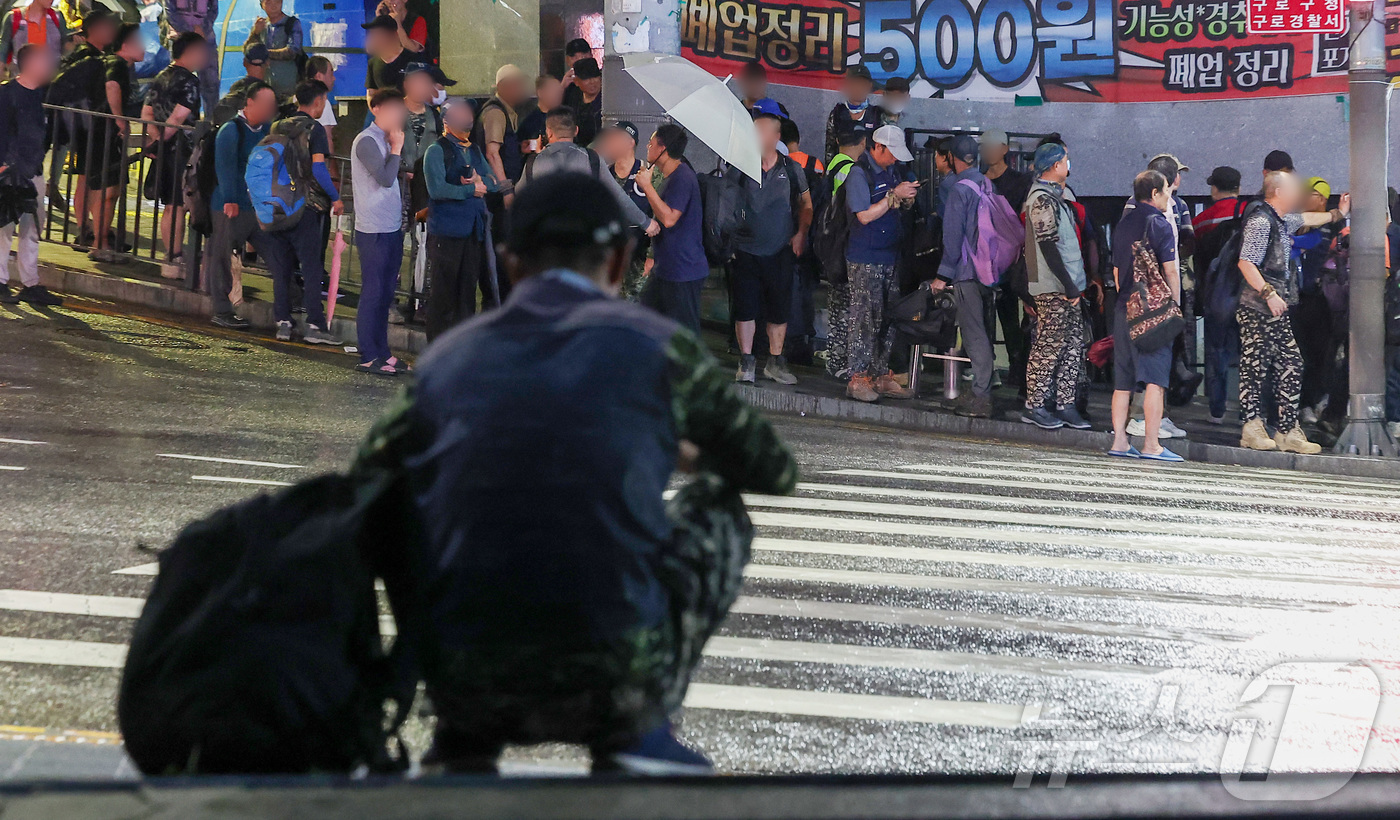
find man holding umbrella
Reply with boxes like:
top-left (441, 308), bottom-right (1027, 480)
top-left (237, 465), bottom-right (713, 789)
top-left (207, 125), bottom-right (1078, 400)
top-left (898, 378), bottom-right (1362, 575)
top-left (636, 123), bottom-right (707, 334)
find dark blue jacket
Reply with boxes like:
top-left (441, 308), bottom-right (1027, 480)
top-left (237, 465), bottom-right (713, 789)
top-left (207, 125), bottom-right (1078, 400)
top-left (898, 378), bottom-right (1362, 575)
top-left (212, 116), bottom-right (268, 211)
top-left (423, 134), bottom-right (498, 239)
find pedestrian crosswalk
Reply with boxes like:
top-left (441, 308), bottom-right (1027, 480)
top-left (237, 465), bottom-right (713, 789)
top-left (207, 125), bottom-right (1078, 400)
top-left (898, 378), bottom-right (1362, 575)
top-left (3, 448), bottom-right (1399, 774)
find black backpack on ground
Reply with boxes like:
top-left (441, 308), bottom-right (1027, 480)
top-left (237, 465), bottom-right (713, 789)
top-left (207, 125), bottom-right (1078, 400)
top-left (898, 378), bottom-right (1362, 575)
top-left (812, 155), bottom-right (856, 285)
top-left (117, 471), bottom-right (422, 775)
top-left (890, 282), bottom-right (958, 349)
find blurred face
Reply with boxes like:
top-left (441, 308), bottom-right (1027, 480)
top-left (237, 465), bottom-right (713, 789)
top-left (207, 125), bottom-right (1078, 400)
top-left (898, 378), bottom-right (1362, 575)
top-left (87, 20), bottom-right (117, 48)
top-left (497, 75), bottom-right (527, 106)
top-left (375, 100), bottom-right (407, 131)
top-left (445, 104), bottom-right (474, 135)
top-left (740, 71), bottom-right (767, 101)
top-left (246, 60), bottom-right (266, 78)
top-left (404, 71), bottom-right (435, 104)
top-left (262, 0), bottom-right (284, 17)
top-left (578, 75), bottom-right (602, 97)
top-left (117, 32), bottom-right (144, 62)
top-left (20, 48), bottom-right (57, 84)
top-left (756, 116), bottom-right (781, 156)
top-left (366, 28), bottom-right (394, 57)
top-left (536, 77), bottom-right (563, 111)
top-left (244, 87), bottom-right (278, 125)
top-left (880, 90), bottom-right (910, 114)
top-left (979, 140), bottom-right (1008, 166)
top-left (842, 76), bottom-right (872, 105)
top-left (179, 41), bottom-right (209, 69)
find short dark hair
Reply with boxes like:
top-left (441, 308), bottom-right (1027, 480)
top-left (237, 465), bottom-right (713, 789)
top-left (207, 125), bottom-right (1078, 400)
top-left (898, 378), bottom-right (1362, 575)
top-left (369, 87), bottom-right (404, 108)
top-left (740, 60), bottom-right (766, 79)
top-left (1147, 155), bottom-right (1179, 186)
top-left (546, 107), bottom-right (577, 135)
top-left (779, 117), bottom-right (800, 145)
top-left (295, 79), bottom-right (329, 107)
top-left (1036, 132), bottom-right (1065, 149)
top-left (1134, 170), bottom-right (1167, 203)
top-left (115, 22), bottom-right (142, 49)
top-left (837, 126), bottom-right (866, 149)
top-left (15, 43), bottom-right (45, 72)
top-left (565, 37), bottom-right (592, 56)
top-left (654, 122), bottom-right (687, 160)
top-left (81, 10), bottom-right (116, 35)
top-left (242, 80), bottom-right (276, 106)
top-left (171, 31), bottom-right (207, 61)
top-left (303, 55), bottom-right (333, 80)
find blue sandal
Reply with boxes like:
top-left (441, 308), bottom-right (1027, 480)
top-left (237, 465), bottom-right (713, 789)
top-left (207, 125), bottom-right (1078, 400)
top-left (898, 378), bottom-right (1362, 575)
top-left (1140, 447), bottom-right (1184, 463)
top-left (1107, 446), bottom-right (1141, 459)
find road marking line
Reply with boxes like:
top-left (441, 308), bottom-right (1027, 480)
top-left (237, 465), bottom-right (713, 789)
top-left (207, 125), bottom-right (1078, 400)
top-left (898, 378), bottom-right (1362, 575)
top-left (742, 563), bottom-right (1322, 609)
top-left (190, 475), bottom-right (294, 487)
top-left (0, 466), bottom-right (24, 471)
top-left (0, 725), bottom-right (122, 745)
top-left (1027, 454), bottom-right (1400, 488)
top-left (746, 511), bottom-right (1400, 568)
top-left (703, 636), bottom-right (1166, 677)
top-left (111, 563), bottom-right (157, 576)
top-left (750, 537), bottom-right (1387, 590)
top-left (969, 459), bottom-right (1400, 495)
top-left (793, 481), bottom-right (1400, 533)
top-left (0, 590), bottom-right (143, 618)
top-left (826, 468), bottom-right (1400, 515)
top-left (682, 683), bottom-right (1037, 728)
top-left (0, 635), bottom-right (1038, 728)
top-left (0, 438), bottom-right (46, 445)
top-left (741, 493), bottom-right (1400, 549)
top-left (159, 454), bottom-right (304, 469)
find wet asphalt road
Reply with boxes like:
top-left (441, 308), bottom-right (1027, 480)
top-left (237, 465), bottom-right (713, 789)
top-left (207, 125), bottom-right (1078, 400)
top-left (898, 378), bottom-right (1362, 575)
top-left (0, 297), bottom-right (1398, 781)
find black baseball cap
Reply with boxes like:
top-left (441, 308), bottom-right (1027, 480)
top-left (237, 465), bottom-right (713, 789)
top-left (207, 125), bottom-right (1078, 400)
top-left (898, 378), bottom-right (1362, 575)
top-left (1206, 166), bottom-right (1241, 191)
top-left (603, 120), bottom-right (639, 144)
top-left (845, 64), bottom-right (874, 83)
top-left (565, 38), bottom-right (592, 56)
top-left (244, 43), bottom-right (269, 65)
top-left (361, 14), bottom-right (398, 32)
top-left (950, 133), bottom-right (979, 163)
top-left (508, 172), bottom-right (627, 253)
top-left (573, 57), bottom-right (601, 79)
top-left (882, 76), bottom-right (911, 94)
top-left (1264, 150), bottom-right (1294, 172)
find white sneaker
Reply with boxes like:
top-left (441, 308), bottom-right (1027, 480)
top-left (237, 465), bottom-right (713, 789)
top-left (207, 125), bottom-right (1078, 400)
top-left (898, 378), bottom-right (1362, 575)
top-left (1388, 422), bottom-right (1400, 439)
top-left (1299, 406), bottom-right (1319, 424)
top-left (1127, 417), bottom-right (1175, 439)
top-left (1160, 417), bottom-right (1186, 438)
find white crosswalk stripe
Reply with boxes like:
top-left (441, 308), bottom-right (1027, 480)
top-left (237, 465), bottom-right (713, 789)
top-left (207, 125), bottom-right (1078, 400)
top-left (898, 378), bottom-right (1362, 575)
top-left (9, 453), bottom-right (1397, 737)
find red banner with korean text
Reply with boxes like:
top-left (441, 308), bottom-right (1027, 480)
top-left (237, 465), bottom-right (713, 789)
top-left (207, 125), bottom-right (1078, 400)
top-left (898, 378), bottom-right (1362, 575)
top-left (680, 0), bottom-right (1393, 101)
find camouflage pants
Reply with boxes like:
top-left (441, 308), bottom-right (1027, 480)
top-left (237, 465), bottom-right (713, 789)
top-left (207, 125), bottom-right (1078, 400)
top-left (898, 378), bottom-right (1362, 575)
top-left (1025, 294), bottom-right (1084, 411)
top-left (825, 283), bottom-right (851, 379)
top-left (427, 472), bottom-right (753, 761)
top-left (846, 262), bottom-right (898, 379)
top-left (622, 256), bottom-right (649, 303)
top-left (1237, 307), bottom-right (1303, 432)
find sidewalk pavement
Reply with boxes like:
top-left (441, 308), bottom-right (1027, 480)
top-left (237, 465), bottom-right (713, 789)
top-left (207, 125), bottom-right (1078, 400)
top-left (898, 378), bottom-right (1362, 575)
top-left (31, 249), bottom-right (1400, 479)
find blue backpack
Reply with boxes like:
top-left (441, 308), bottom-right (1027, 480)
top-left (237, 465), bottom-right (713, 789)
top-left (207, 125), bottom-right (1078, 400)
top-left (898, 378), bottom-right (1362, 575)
top-left (245, 117), bottom-right (324, 232)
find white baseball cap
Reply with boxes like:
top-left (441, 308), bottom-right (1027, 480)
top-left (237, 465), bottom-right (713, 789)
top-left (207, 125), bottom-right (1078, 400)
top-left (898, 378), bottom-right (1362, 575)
top-left (872, 125), bottom-right (913, 163)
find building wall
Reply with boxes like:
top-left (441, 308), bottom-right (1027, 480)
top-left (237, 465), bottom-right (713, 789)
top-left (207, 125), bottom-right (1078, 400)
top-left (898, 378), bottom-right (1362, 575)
top-left (439, 0), bottom-right (542, 95)
top-left (774, 84), bottom-right (1383, 199)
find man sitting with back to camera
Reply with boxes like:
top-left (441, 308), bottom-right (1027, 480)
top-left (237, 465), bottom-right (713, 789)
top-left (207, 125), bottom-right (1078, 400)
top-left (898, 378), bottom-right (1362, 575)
top-left (354, 172), bottom-right (798, 775)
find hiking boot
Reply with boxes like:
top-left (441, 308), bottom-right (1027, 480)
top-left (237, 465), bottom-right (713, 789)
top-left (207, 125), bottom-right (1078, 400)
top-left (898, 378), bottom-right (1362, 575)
top-left (763, 355), bottom-right (798, 385)
top-left (0, 283), bottom-right (15, 304)
top-left (952, 393), bottom-right (992, 418)
top-left (847, 375), bottom-right (879, 403)
top-left (275, 320), bottom-right (293, 342)
top-left (1021, 407), bottom-right (1065, 430)
top-left (1054, 406), bottom-right (1092, 430)
top-left (735, 354), bottom-right (756, 383)
top-left (1240, 418), bottom-right (1277, 451)
top-left (1275, 426), bottom-right (1322, 455)
top-left (211, 312), bottom-right (251, 330)
top-left (302, 325), bottom-right (343, 346)
top-left (17, 285), bottom-right (61, 307)
top-left (875, 373), bottom-right (913, 399)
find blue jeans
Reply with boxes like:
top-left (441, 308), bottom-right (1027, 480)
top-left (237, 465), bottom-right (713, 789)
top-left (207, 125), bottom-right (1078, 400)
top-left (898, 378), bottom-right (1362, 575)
top-left (355, 230), bottom-right (403, 364)
top-left (263, 211), bottom-right (327, 327)
top-left (1203, 311), bottom-right (1240, 418)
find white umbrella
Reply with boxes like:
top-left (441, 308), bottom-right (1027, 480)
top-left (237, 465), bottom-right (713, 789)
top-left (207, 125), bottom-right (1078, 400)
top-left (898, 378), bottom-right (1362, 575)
top-left (622, 52), bottom-right (761, 183)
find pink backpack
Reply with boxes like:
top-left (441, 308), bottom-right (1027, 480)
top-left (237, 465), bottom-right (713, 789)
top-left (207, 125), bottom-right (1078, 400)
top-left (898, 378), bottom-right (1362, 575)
top-left (957, 177), bottom-right (1025, 287)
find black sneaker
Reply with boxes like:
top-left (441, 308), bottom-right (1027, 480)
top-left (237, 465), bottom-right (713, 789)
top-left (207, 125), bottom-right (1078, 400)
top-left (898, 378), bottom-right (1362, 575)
top-left (598, 723), bottom-right (714, 776)
top-left (1021, 407), bottom-right (1065, 429)
top-left (0, 283), bottom-right (15, 304)
top-left (17, 286), bottom-right (62, 307)
top-left (211, 312), bottom-right (251, 330)
top-left (1054, 406), bottom-right (1092, 430)
top-left (735, 353), bottom-right (756, 383)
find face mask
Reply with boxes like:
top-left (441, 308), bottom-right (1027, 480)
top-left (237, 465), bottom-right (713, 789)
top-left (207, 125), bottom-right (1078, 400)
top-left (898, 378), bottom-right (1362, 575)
top-left (1065, 157), bottom-right (1072, 175)
top-left (845, 99), bottom-right (868, 113)
top-left (882, 99), bottom-right (907, 115)
top-left (432, 88), bottom-right (448, 106)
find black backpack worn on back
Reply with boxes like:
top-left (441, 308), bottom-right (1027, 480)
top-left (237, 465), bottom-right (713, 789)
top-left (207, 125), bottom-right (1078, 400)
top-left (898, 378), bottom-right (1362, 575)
top-left (182, 121), bottom-right (218, 236)
top-left (118, 471), bottom-right (422, 775)
top-left (1203, 200), bottom-right (1264, 326)
top-left (47, 51), bottom-right (104, 109)
top-left (812, 155), bottom-right (855, 285)
top-left (698, 161), bottom-right (747, 266)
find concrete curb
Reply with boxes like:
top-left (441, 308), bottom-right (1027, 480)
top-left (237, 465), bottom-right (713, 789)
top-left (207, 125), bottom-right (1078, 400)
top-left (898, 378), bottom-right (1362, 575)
top-left (735, 384), bottom-right (1400, 481)
top-left (38, 263), bottom-right (429, 356)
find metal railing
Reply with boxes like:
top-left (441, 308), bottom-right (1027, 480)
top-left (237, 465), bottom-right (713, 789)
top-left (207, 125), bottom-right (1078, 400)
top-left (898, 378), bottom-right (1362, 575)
top-left (39, 104), bottom-right (426, 317)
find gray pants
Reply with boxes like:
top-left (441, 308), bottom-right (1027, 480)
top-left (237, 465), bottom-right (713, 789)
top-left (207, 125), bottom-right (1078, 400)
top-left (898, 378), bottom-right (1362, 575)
top-left (0, 175), bottom-right (43, 288)
top-left (202, 207), bottom-right (269, 316)
top-left (953, 279), bottom-right (996, 398)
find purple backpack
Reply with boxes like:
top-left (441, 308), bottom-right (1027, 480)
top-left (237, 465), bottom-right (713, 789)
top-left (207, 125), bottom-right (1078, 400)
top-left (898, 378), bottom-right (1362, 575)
top-left (957, 177), bottom-right (1025, 287)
